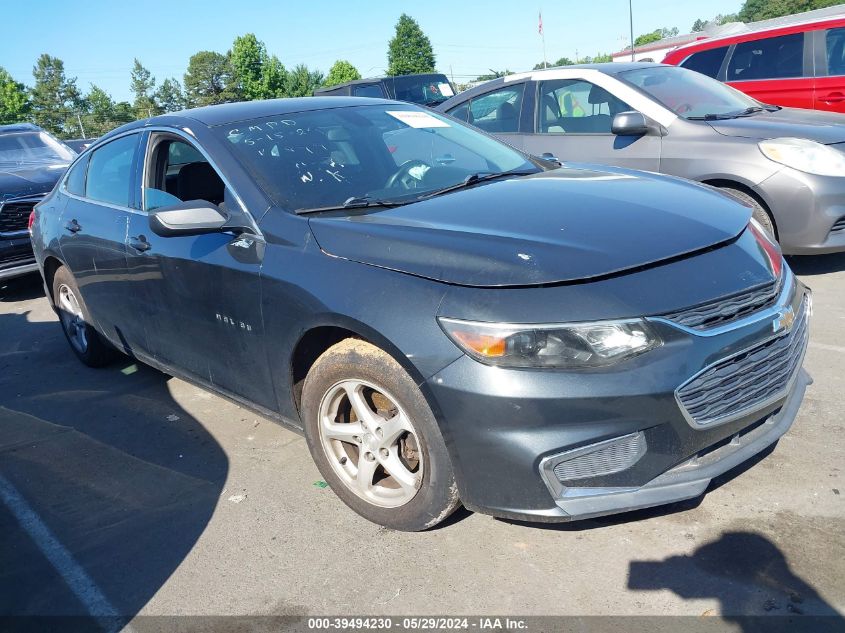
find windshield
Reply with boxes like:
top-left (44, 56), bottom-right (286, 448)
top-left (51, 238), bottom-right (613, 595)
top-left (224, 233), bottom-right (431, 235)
top-left (218, 104), bottom-right (537, 212)
top-left (0, 131), bottom-right (75, 167)
top-left (618, 65), bottom-right (760, 119)
top-left (386, 75), bottom-right (455, 106)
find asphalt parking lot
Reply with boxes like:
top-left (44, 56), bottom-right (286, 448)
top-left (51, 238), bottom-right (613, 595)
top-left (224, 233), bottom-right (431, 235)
top-left (0, 255), bottom-right (843, 624)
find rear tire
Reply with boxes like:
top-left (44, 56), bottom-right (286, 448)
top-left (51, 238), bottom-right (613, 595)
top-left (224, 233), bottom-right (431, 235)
top-left (52, 265), bottom-right (117, 367)
top-left (720, 187), bottom-right (777, 240)
top-left (301, 339), bottom-right (460, 531)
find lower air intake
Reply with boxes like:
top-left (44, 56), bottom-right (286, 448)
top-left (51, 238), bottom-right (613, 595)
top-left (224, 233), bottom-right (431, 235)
top-left (552, 432), bottom-right (647, 482)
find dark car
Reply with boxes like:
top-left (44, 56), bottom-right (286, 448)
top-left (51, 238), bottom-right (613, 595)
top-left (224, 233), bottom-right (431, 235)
top-left (63, 137), bottom-right (99, 153)
top-left (31, 97), bottom-right (810, 531)
top-left (436, 63), bottom-right (845, 254)
top-left (1, 123), bottom-right (75, 280)
top-left (314, 73), bottom-right (456, 107)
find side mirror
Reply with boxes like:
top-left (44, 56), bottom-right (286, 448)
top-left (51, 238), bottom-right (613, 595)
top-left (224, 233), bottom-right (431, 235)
top-left (611, 111), bottom-right (650, 136)
top-left (148, 200), bottom-right (228, 237)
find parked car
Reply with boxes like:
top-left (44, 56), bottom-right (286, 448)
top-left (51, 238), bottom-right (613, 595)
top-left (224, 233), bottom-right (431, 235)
top-left (1, 123), bottom-right (75, 281)
top-left (437, 63), bottom-right (845, 254)
top-left (662, 15), bottom-right (845, 113)
top-left (314, 73), bottom-right (456, 107)
top-left (31, 97), bottom-right (810, 530)
top-left (63, 137), bottom-right (99, 153)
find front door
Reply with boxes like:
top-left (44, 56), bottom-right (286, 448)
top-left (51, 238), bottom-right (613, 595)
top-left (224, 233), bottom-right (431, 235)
top-left (126, 133), bottom-right (275, 408)
top-left (521, 78), bottom-right (661, 171)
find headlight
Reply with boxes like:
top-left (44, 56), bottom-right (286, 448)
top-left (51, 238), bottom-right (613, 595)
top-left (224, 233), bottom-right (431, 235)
top-left (438, 317), bottom-right (661, 368)
top-left (758, 137), bottom-right (845, 177)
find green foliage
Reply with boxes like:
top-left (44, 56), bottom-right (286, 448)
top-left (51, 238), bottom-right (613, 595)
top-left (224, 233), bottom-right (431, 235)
top-left (387, 14), bottom-right (436, 76)
top-left (475, 69), bottom-right (514, 81)
top-left (230, 34), bottom-right (287, 100)
top-left (130, 59), bottom-right (159, 119)
top-left (635, 27), bottom-right (679, 47)
top-left (691, 18), bottom-right (707, 32)
top-left (30, 54), bottom-right (81, 136)
top-left (78, 84), bottom-right (134, 137)
top-left (534, 57), bottom-right (575, 70)
top-left (591, 53), bottom-right (613, 63)
top-left (324, 60), bottom-right (362, 87)
top-left (284, 64), bottom-right (324, 97)
top-left (155, 78), bottom-right (186, 112)
top-left (0, 66), bottom-right (30, 124)
top-left (184, 51), bottom-right (237, 107)
top-left (738, 0), bottom-right (840, 22)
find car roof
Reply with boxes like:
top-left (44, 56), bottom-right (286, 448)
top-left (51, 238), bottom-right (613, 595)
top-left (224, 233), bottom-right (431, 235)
top-left (315, 73), bottom-right (450, 91)
top-left (0, 122), bottom-right (41, 134)
top-left (95, 96), bottom-right (403, 142)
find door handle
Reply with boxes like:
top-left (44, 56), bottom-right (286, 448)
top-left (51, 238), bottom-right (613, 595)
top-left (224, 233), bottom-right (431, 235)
top-left (822, 92), bottom-right (845, 103)
top-left (129, 235), bottom-right (151, 252)
top-left (64, 219), bottom-right (81, 234)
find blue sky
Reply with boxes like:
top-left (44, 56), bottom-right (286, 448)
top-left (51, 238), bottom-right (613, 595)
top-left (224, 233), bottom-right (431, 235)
top-left (1, 0), bottom-right (741, 102)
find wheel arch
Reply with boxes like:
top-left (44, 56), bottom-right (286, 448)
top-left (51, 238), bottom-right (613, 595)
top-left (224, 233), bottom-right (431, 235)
top-left (701, 178), bottom-right (778, 237)
top-left (41, 253), bottom-right (65, 304)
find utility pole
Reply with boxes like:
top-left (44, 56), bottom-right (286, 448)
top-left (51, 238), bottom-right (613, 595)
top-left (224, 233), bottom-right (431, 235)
top-left (629, 0), bottom-right (636, 61)
top-left (76, 112), bottom-right (86, 138)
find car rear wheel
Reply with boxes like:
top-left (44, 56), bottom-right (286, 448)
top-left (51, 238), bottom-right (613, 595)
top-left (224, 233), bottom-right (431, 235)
top-left (52, 265), bottom-right (117, 367)
top-left (720, 187), bottom-right (777, 241)
top-left (301, 339), bottom-right (460, 531)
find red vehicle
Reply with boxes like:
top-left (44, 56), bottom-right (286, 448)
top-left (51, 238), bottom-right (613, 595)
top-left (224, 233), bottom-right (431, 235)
top-left (662, 16), bottom-right (845, 113)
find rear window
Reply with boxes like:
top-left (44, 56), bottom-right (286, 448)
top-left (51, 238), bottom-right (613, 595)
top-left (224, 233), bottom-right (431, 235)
top-left (727, 33), bottom-right (805, 81)
top-left (680, 46), bottom-right (730, 78)
top-left (352, 84), bottom-right (385, 98)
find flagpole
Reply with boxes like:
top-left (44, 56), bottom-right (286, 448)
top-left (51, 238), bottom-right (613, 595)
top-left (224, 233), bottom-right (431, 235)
top-left (539, 10), bottom-right (548, 68)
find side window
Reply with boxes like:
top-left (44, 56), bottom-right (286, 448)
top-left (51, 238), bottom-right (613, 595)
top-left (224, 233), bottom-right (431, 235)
top-left (727, 33), bottom-right (804, 81)
top-left (353, 84), bottom-right (385, 98)
top-left (467, 85), bottom-right (524, 133)
top-left (64, 154), bottom-right (90, 196)
top-left (446, 102), bottom-right (470, 122)
top-left (537, 79), bottom-right (631, 134)
top-left (681, 46), bottom-right (730, 78)
top-left (144, 138), bottom-right (226, 212)
top-left (826, 28), bottom-right (845, 76)
top-left (86, 134), bottom-right (138, 207)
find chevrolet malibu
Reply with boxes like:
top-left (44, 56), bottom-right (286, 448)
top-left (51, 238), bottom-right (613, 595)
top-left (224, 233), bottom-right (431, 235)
top-left (31, 98), bottom-right (810, 531)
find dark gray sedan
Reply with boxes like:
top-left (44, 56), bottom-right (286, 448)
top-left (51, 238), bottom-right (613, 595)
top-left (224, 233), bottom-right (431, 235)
top-left (437, 63), bottom-right (845, 254)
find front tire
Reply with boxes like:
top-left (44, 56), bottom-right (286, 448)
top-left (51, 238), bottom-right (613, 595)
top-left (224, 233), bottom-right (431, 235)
top-left (721, 187), bottom-right (777, 240)
top-left (301, 339), bottom-right (460, 531)
top-left (52, 265), bottom-right (117, 367)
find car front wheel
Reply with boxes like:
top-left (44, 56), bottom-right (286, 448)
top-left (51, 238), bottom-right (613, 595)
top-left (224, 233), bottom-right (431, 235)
top-left (301, 339), bottom-right (460, 531)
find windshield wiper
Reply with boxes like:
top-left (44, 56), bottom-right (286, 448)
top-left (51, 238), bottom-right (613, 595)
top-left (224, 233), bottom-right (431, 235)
top-left (415, 169), bottom-right (538, 201)
top-left (690, 106), bottom-right (767, 121)
top-left (296, 195), bottom-right (408, 215)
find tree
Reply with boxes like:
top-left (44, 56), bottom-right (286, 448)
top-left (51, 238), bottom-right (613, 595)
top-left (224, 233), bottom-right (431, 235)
top-left (130, 59), bottom-right (159, 119)
top-left (78, 84), bottom-right (132, 137)
top-left (738, 0), bottom-right (840, 22)
top-left (284, 64), bottom-right (324, 97)
top-left (634, 27), bottom-right (679, 47)
top-left (0, 67), bottom-right (29, 125)
top-left (155, 78), bottom-right (186, 112)
top-left (691, 18), bottom-right (707, 32)
top-left (184, 51), bottom-right (236, 107)
top-left (534, 57), bottom-right (575, 70)
top-left (387, 14), bottom-right (436, 76)
top-left (324, 60), bottom-right (362, 87)
top-left (30, 54), bottom-right (81, 137)
top-left (261, 55), bottom-right (287, 98)
top-left (475, 69), bottom-right (514, 81)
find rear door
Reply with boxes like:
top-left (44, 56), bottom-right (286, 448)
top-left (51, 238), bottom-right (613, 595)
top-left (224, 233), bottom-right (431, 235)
top-left (521, 77), bottom-right (661, 170)
top-left (126, 131), bottom-right (275, 408)
top-left (724, 31), bottom-right (814, 109)
top-left (58, 133), bottom-right (144, 351)
top-left (813, 26), bottom-right (845, 112)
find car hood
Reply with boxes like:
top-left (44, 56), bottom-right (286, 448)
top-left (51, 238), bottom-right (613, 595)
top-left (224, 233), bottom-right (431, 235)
top-left (0, 162), bottom-right (67, 201)
top-left (308, 166), bottom-right (751, 287)
top-left (707, 107), bottom-right (845, 144)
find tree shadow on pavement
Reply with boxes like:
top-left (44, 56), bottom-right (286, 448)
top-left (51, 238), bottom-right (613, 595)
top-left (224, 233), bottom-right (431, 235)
top-left (0, 309), bottom-right (228, 627)
top-left (628, 531), bottom-right (845, 631)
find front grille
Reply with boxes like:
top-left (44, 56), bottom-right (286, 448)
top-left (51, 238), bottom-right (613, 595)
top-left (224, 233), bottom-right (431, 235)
top-left (677, 297), bottom-right (808, 427)
top-left (662, 279), bottom-right (780, 330)
top-left (0, 199), bottom-right (38, 234)
top-left (832, 217), bottom-right (845, 233)
top-left (552, 432), bottom-right (646, 482)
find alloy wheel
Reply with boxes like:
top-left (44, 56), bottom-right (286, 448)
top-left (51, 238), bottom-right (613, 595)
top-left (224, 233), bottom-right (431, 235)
top-left (57, 283), bottom-right (88, 354)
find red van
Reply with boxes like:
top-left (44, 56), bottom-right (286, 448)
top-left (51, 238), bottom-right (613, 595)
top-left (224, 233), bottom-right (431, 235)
top-left (662, 16), bottom-right (845, 113)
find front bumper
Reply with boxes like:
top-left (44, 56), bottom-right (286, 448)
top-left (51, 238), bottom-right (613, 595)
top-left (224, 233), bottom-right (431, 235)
top-left (756, 167), bottom-right (845, 254)
top-left (0, 233), bottom-right (37, 281)
top-left (425, 271), bottom-right (810, 522)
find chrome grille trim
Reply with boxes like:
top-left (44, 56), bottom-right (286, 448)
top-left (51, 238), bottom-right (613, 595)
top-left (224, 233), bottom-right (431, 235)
top-left (661, 278), bottom-right (780, 330)
top-left (0, 196), bottom-right (42, 236)
top-left (676, 296), bottom-right (809, 428)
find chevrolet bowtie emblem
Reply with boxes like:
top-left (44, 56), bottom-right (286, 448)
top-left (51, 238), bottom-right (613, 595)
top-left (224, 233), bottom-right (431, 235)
top-left (773, 306), bottom-right (796, 334)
